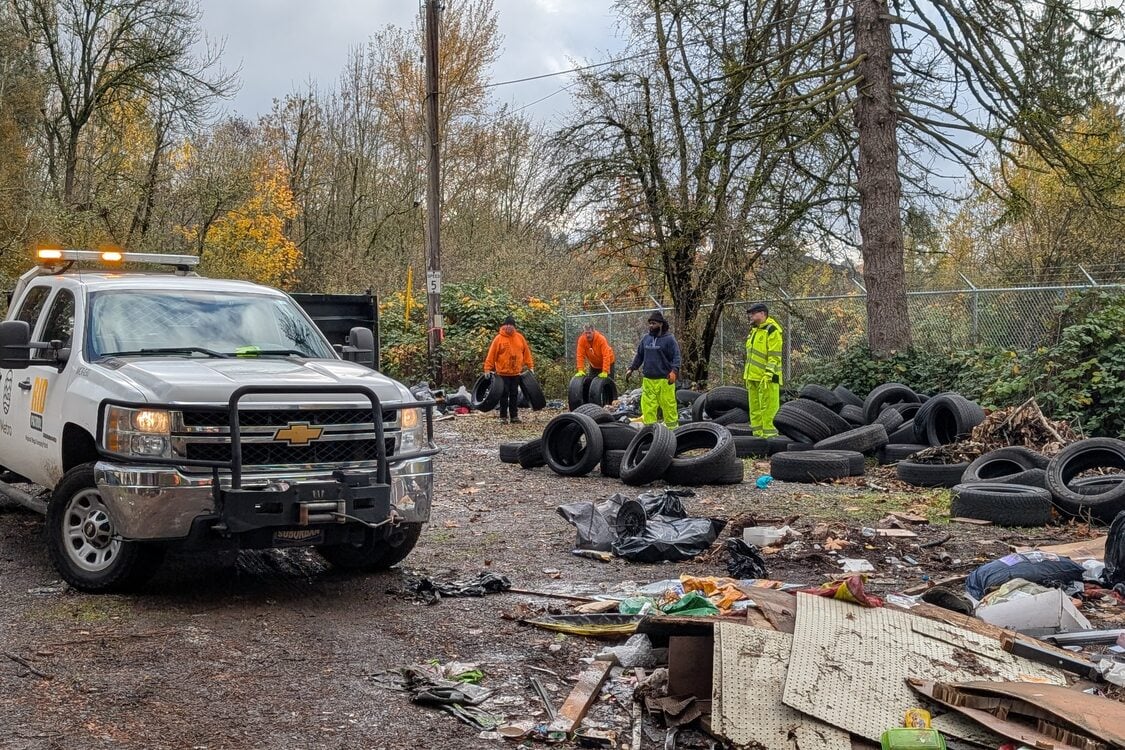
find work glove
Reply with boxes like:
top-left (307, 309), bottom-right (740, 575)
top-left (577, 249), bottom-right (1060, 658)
top-left (624, 369), bottom-right (634, 380)
top-left (667, 371), bottom-right (677, 384)
top-left (483, 371), bottom-right (492, 379)
top-left (574, 371), bottom-right (586, 379)
top-left (597, 371), bottom-right (608, 379)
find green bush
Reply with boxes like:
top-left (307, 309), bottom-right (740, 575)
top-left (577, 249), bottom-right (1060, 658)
top-left (797, 291), bottom-right (1125, 437)
top-left (380, 282), bottom-right (565, 394)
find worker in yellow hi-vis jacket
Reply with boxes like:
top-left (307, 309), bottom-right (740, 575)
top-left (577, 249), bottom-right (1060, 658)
top-left (743, 303), bottom-right (783, 437)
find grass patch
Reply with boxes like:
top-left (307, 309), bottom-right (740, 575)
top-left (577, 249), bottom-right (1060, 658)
top-left (30, 597), bottom-right (133, 624)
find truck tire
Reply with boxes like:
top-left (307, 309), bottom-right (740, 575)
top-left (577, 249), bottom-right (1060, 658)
top-left (621, 424), bottom-right (677, 486)
top-left (587, 377), bottom-right (618, 407)
top-left (319, 521), bottom-right (423, 571)
top-left (542, 412), bottom-right (604, 477)
top-left (1046, 438), bottom-right (1125, 523)
top-left (950, 483), bottom-right (1052, 527)
top-left (896, 460), bottom-right (970, 488)
top-left (46, 463), bottom-right (165, 592)
top-left (519, 371), bottom-right (547, 411)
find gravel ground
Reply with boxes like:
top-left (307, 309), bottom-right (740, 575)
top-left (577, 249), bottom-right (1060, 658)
top-left (0, 408), bottom-right (1117, 749)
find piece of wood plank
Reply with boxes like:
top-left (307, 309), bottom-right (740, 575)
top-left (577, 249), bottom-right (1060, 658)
top-left (734, 585), bottom-right (798, 634)
top-left (951, 680), bottom-right (1125, 747)
top-left (548, 660), bottom-right (613, 734)
top-left (875, 528), bottom-right (918, 538)
top-left (745, 605), bottom-right (775, 630)
top-left (950, 517), bottom-right (993, 525)
top-left (900, 574), bottom-right (967, 595)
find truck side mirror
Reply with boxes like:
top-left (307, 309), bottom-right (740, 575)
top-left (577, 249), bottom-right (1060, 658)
top-left (0, 320), bottom-right (32, 369)
top-left (342, 326), bottom-right (376, 370)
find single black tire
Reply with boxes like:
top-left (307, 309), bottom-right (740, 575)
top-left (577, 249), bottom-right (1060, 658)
top-left (519, 371), bottom-right (547, 410)
top-left (874, 408), bottom-right (904, 432)
top-left (888, 420), bottom-right (917, 444)
top-left (675, 389), bottom-right (703, 406)
top-left (567, 376), bottom-right (589, 411)
top-left (863, 383), bottom-right (919, 424)
top-left (962, 447), bottom-right (1049, 482)
top-left (705, 386), bottom-right (750, 413)
top-left (833, 385), bottom-right (865, 408)
top-left (812, 449), bottom-right (865, 476)
top-left (46, 463), bottom-right (165, 592)
top-left (774, 400), bottom-right (846, 443)
top-left (542, 412), bottom-right (605, 477)
top-left (724, 423), bottom-right (756, 436)
top-left (950, 483), bottom-right (1052, 527)
top-left (601, 449), bottom-right (626, 479)
top-left (1072, 474), bottom-right (1125, 495)
top-left (621, 423), bottom-right (677, 486)
top-left (499, 442), bottom-right (522, 464)
top-left (896, 460), bottom-right (971, 488)
top-left (814, 424), bottom-right (888, 454)
top-left (573, 403), bottom-right (615, 424)
top-left (770, 451), bottom-right (854, 483)
top-left (986, 468), bottom-right (1048, 489)
top-left (1046, 438), bottom-right (1125, 523)
top-left (587, 376), bottom-right (619, 407)
top-left (766, 436), bottom-right (792, 455)
top-left (711, 459), bottom-right (745, 485)
top-left (911, 391), bottom-right (958, 443)
top-left (600, 423), bottom-right (638, 451)
top-left (517, 438), bottom-right (547, 469)
top-left (798, 384), bottom-right (843, 411)
top-left (319, 521), bottom-right (424, 571)
top-left (471, 374), bottom-right (505, 412)
top-left (920, 394), bottom-right (986, 446)
top-left (690, 393), bottom-right (711, 422)
top-left (877, 443), bottom-right (928, 464)
top-left (712, 408), bottom-right (750, 426)
top-left (733, 435), bottom-right (770, 458)
top-left (840, 404), bottom-right (865, 426)
top-left (663, 423), bottom-right (737, 485)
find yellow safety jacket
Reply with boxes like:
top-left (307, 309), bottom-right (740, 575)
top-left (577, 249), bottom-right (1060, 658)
top-left (744, 315), bottom-right (784, 385)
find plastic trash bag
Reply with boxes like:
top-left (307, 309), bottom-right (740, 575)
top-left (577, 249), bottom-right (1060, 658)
top-left (725, 538), bottom-right (768, 579)
top-left (612, 517), bottom-right (726, 563)
top-left (1107, 510), bottom-right (1125, 587)
top-left (965, 551), bottom-right (1085, 599)
top-left (661, 591), bottom-right (720, 617)
top-left (445, 385), bottom-right (472, 408)
top-left (556, 493), bottom-right (629, 551)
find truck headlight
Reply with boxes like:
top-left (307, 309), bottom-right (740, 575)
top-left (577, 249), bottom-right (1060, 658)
top-left (103, 406), bottom-right (175, 459)
top-left (398, 407), bottom-right (424, 452)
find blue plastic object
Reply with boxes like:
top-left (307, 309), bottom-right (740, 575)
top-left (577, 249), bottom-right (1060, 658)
top-left (755, 475), bottom-right (773, 489)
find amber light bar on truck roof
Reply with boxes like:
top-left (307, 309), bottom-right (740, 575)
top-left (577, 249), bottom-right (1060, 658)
top-left (35, 247), bottom-right (200, 268)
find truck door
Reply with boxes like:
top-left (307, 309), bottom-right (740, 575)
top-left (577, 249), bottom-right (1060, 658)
top-left (17, 287), bottom-right (77, 486)
top-left (0, 285), bottom-right (51, 468)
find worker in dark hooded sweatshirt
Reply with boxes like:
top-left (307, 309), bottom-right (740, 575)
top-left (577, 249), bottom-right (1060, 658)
top-left (625, 310), bottom-right (681, 428)
top-left (483, 315), bottom-right (534, 423)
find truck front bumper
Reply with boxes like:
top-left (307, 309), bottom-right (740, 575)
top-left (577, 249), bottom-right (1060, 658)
top-left (94, 457), bottom-right (433, 540)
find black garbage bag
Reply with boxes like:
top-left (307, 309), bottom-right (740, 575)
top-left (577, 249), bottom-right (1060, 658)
top-left (404, 572), bottom-right (512, 605)
top-left (445, 385), bottom-right (472, 408)
top-left (635, 488), bottom-right (692, 519)
top-left (964, 551), bottom-right (1085, 599)
top-left (1106, 510), bottom-right (1125, 587)
top-left (556, 493), bottom-right (629, 551)
top-left (612, 517), bottom-right (726, 563)
top-left (725, 538), bottom-right (768, 579)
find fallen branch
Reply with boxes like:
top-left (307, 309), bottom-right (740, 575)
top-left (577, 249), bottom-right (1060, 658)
top-left (919, 534), bottom-right (953, 549)
top-left (4, 652), bottom-right (51, 679)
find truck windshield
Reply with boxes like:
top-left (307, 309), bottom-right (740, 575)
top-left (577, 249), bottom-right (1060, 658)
top-left (86, 290), bottom-right (337, 360)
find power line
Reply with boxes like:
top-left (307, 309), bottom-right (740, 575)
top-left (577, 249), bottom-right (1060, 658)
top-left (480, 51), bottom-right (657, 89)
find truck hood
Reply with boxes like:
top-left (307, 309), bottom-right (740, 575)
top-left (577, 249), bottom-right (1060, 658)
top-left (100, 357), bottom-right (411, 406)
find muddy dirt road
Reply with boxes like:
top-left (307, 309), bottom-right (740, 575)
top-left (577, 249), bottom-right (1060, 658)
top-left (0, 411), bottom-right (1095, 749)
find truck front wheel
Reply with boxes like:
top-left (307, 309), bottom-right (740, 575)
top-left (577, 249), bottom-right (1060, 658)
top-left (318, 521), bottom-right (423, 571)
top-left (46, 463), bottom-right (165, 592)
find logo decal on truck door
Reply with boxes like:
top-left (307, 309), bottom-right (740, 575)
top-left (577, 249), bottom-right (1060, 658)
top-left (29, 377), bottom-right (48, 430)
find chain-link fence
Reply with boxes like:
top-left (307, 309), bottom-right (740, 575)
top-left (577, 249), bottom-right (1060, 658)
top-left (564, 282), bottom-right (1125, 386)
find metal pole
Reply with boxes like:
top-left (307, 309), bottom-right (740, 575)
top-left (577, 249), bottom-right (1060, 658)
top-left (424, 0), bottom-right (443, 384)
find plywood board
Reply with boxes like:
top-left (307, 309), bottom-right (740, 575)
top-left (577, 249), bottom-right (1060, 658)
top-left (782, 594), bottom-right (1067, 745)
top-left (713, 622), bottom-right (850, 750)
top-left (1016, 535), bottom-right (1106, 562)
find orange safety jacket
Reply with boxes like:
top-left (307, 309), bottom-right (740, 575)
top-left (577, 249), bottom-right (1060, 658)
top-left (576, 330), bottom-right (615, 372)
top-left (484, 328), bottom-right (534, 376)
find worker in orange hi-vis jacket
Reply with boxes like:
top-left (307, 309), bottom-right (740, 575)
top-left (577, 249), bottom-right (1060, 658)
top-left (574, 323), bottom-right (616, 382)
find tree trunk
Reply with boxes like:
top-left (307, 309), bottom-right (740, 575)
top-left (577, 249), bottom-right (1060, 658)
top-left (854, 0), bottom-right (911, 353)
top-left (63, 127), bottom-right (79, 206)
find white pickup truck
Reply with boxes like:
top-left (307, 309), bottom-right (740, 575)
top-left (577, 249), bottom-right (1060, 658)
top-left (0, 249), bottom-right (436, 592)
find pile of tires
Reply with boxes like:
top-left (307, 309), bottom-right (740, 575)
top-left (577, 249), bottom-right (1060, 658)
top-left (499, 405), bottom-right (743, 487)
top-left (568, 374), bottom-right (620, 410)
top-left (471, 372), bottom-right (547, 412)
top-left (1044, 437), bottom-right (1125, 524)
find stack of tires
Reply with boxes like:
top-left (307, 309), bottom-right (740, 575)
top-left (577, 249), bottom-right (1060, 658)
top-left (498, 406), bottom-right (744, 487)
top-left (951, 437), bottom-right (1125, 527)
top-left (471, 372), bottom-right (547, 412)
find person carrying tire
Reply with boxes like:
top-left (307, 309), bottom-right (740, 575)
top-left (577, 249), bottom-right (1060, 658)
top-left (575, 323), bottom-right (616, 382)
top-left (625, 310), bottom-right (681, 428)
top-left (743, 302), bottom-right (783, 437)
top-left (484, 315), bottom-right (534, 424)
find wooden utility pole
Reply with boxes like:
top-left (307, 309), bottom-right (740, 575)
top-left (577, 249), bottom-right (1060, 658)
top-left (424, 0), bottom-right (443, 383)
top-left (853, 0), bottom-right (912, 354)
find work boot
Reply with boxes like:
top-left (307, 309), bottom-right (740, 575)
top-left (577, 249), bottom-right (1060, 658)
top-left (497, 415), bottom-right (509, 424)
top-left (510, 416), bottom-right (522, 424)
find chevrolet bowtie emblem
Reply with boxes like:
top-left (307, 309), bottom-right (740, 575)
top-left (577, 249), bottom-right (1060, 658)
top-left (273, 422), bottom-right (323, 446)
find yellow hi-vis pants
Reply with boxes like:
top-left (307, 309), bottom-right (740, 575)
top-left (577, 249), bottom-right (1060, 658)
top-left (641, 377), bottom-right (679, 428)
top-left (746, 379), bottom-right (780, 437)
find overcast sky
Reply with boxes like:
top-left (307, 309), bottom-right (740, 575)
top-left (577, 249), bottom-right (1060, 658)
top-left (196, 0), bottom-right (627, 126)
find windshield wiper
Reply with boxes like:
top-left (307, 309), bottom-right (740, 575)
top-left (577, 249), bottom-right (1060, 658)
top-left (232, 348), bottom-right (312, 358)
top-left (102, 347), bottom-right (231, 359)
